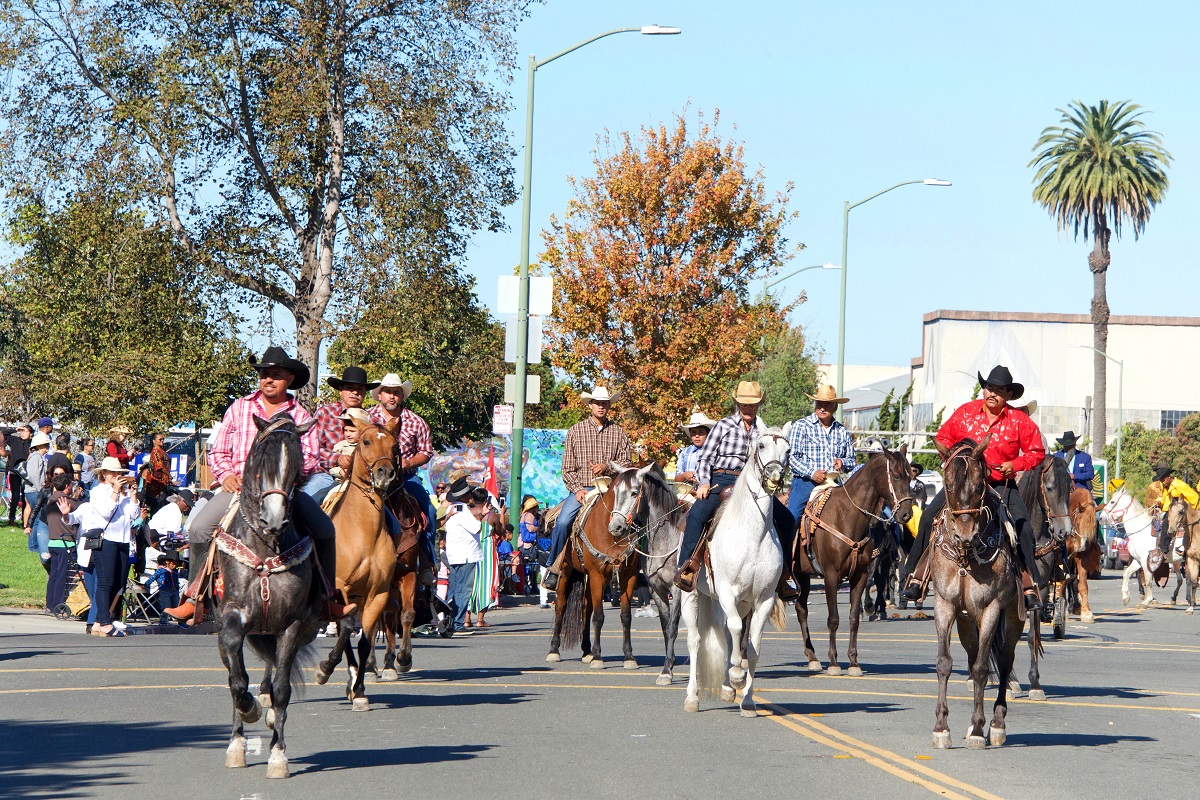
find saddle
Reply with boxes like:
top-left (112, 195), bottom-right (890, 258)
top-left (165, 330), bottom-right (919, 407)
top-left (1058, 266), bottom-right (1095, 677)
top-left (796, 485), bottom-right (838, 577)
top-left (386, 487), bottom-right (427, 558)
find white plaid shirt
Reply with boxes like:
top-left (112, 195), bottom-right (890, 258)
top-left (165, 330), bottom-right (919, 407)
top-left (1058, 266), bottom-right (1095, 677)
top-left (788, 413), bottom-right (856, 479)
top-left (695, 414), bottom-right (761, 487)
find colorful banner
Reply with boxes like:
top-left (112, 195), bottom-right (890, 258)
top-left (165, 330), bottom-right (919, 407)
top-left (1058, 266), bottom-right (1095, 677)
top-left (425, 428), bottom-right (569, 506)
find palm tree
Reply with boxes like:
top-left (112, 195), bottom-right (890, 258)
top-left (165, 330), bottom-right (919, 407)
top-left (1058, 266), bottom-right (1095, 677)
top-left (1030, 100), bottom-right (1171, 461)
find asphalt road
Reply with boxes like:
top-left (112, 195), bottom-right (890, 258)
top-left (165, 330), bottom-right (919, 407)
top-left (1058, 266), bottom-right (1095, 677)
top-left (1, 572), bottom-right (1197, 800)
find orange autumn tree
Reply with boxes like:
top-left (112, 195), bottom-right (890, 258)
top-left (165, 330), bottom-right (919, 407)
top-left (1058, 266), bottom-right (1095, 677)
top-left (540, 111), bottom-right (800, 459)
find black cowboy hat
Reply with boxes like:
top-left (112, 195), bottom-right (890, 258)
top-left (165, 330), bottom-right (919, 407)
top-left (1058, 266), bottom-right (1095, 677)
top-left (249, 346), bottom-right (310, 389)
top-left (327, 366), bottom-right (380, 392)
top-left (157, 548), bottom-right (183, 565)
top-left (447, 476), bottom-right (472, 502)
top-left (976, 365), bottom-right (1024, 400)
top-left (1153, 462), bottom-right (1173, 482)
top-left (177, 488), bottom-right (195, 505)
top-left (1056, 431), bottom-right (1079, 448)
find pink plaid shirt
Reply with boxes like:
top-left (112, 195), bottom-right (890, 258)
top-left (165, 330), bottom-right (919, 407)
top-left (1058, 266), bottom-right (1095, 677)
top-left (368, 405), bottom-right (433, 479)
top-left (313, 401), bottom-right (347, 471)
top-left (209, 391), bottom-right (320, 484)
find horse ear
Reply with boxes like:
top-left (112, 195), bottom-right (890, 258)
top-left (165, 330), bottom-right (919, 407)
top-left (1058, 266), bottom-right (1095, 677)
top-left (974, 435), bottom-right (991, 457)
top-left (609, 461), bottom-right (629, 475)
top-left (637, 462), bottom-right (655, 478)
top-left (295, 420), bottom-right (316, 435)
top-left (385, 417), bottom-right (400, 434)
top-left (253, 416), bottom-right (269, 432)
top-left (934, 440), bottom-right (950, 460)
top-left (898, 443), bottom-right (908, 459)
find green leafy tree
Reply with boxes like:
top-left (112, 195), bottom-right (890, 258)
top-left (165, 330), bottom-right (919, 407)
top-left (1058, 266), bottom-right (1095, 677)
top-left (912, 408), bottom-right (946, 472)
top-left (874, 382), bottom-right (914, 441)
top-left (0, 0), bottom-right (526, 405)
top-left (743, 324), bottom-right (820, 428)
top-left (1030, 100), bottom-right (1171, 458)
top-left (1103, 421), bottom-right (1174, 500)
top-left (523, 358), bottom-right (586, 431)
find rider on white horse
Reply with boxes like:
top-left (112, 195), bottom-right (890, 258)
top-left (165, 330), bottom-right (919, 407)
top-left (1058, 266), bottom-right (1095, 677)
top-left (1153, 463), bottom-right (1198, 551)
top-left (673, 381), bottom-right (797, 596)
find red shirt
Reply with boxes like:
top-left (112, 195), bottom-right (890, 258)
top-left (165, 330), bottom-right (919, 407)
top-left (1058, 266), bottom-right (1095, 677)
top-left (313, 401), bottom-right (347, 471)
top-left (935, 400), bottom-right (1045, 484)
top-left (368, 405), bottom-right (433, 479)
top-left (106, 439), bottom-right (131, 467)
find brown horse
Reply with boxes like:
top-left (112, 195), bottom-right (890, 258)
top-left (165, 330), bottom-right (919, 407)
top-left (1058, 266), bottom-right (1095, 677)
top-left (374, 489), bottom-right (429, 679)
top-left (314, 418), bottom-right (398, 710)
top-left (1167, 497), bottom-right (1200, 614)
top-left (546, 487), bottom-right (642, 669)
top-left (793, 445), bottom-right (915, 676)
top-left (1066, 488), bottom-right (1100, 624)
top-left (930, 437), bottom-right (1030, 750)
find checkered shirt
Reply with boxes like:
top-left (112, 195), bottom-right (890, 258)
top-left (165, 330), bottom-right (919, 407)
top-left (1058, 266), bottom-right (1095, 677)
top-left (561, 418), bottom-right (633, 493)
top-left (787, 413), bottom-right (856, 479)
top-left (694, 414), bottom-right (763, 487)
top-left (208, 391), bottom-right (320, 484)
top-left (368, 405), bottom-right (433, 479)
top-left (313, 401), bottom-right (347, 471)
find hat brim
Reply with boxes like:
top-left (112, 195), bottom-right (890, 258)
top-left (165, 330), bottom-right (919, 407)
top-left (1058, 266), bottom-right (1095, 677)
top-left (977, 372), bottom-right (1024, 400)
top-left (581, 392), bottom-right (617, 404)
top-left (1056, 436), bottom-right (1077, 447)
top-left (371, 383), bottom-right (412, 402)
top-left (804, 393), bottom-right (849, 404)
top-left (732, 393), bottom-right (766, 404)
top-left (250, 354), bottom-right (311, 389)
top-left (1153, 468), bottom-right (1172, 482)
top-left (328, 377), bottom-right (381, 392)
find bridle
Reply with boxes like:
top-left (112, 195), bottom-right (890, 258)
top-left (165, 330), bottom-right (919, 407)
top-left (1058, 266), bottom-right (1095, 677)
top-left (754, 432), bottom-right (789, 495)
top-left (839, 453), bottom-right (914, 524)
top-left (609, 471), bottom-right (688, 562)
top-left (937, 443), bottom-right (1001, 567)
top-left (1038, 458), bottom-right (1072, 532)
top-left (941, 443), bottom-right (988, 520)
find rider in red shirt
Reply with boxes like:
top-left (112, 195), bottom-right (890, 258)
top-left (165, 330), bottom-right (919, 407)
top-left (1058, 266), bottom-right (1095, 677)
top-left (901, 366), bottom-right (1047, 610)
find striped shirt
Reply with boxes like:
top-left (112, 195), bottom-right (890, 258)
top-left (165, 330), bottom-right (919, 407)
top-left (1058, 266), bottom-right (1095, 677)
top-left (788, 413), bottom-right (856, 479)
top-left (561, 418), bottom-right (633, 493)
top-left (695, 414), bottom-right (761, 488)
top-left (208, 391), bottom-right (320, 484)
top-left (368, 405), bottom-right (433, 479)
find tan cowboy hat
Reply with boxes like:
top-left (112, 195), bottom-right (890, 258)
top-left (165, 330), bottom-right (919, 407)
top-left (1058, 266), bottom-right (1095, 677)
top-left (679, 406), bottom-right (718, 433)
top-left (731, 381), bottom-right (765, 404)
top-left (580, 385), bottom-right (617, 403)
top-left (337, 407), bottom-right (371, 426)
top-left (805, 384), bottom-right (849, 404)
top-left (108, 424), bottom-right (133, 436)
top-left (371, 373), bottom-right (413, 402)
top-left (521, 497), bottom-right (539, 514)
top-left (94, 456), bottom-right (126, 476)
top-left (30, 432), bottom-right (51, 449)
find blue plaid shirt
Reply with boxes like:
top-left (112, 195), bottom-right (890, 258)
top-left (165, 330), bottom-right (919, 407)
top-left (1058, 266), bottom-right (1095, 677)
top-left (788, 413), bottom-right (856, 479)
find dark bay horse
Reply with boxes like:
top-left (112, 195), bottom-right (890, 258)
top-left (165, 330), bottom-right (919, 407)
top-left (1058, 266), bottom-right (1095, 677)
top-left (374, 488), bottom-right (431, 679)
top-left (315, 418), bottom-right (397, 711)
top-left (930, 437), bottom-right (1030, 750)
top-left (1018, 455), bottom-right (1070, 695)
top-left (793, 445), bottom-right (915, 676)
top-left (215, 412), bottom-right (320, 779)
top-left (546, 480), bottom-right (642, 669)
top-left (606, 462), bottom-right (690, 685)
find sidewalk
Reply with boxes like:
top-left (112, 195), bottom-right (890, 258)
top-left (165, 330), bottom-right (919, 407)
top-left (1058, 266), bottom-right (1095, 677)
top-left (0, 607), bottom-right (214, 636)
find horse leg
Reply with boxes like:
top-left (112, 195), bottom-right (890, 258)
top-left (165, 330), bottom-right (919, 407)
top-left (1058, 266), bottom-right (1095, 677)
top-left (258, 663), bottom-right (274, 710)
top-left (931, 595), bottom-right (954, 749)
top-left (315, 615), bottom-right (354, 685)
top-left (265, 625), bottom-right (303, 779)
top-left (219, 616), bottom-right (258, 768)
top-left (966, 604), bottom-right (1004, 748)
top-left (1187, 557), bottom-right (1200, 614)
top-left (350, 592), bottom-right (389, 711)
top-left (620, 565), bottom-right (638, 670)
top-left (846, 569), bottom-right (868, 676)
top-left (738, 594), bottom-right (776, 718)
top-left (1026, 612), bottom-right (1044, 701)
top-left (989, 606), bottom-right (1022, 746)
top-left (398, 574), bottom-right (416, 673)
top-left (1121, 560), bottom-right (1136, 607)
top-left (681, 590), bottom-right (702, 712)
top-left (547, 567), bottom-right (569, 663)
top-left (824, 568), bottom-right (842, 675)
top-left (378, 608), bottom-right (398, 681)
top-left (1077, 552), bottom-right (1095, 625)
top-left (795, 573), bottom-right (820, 670)
top-left (654, 577), bottom-right (681, 686)
top-left (718, 586), bottom-right (744, 701)
top-left (586, 568), bottom-right (606, 668)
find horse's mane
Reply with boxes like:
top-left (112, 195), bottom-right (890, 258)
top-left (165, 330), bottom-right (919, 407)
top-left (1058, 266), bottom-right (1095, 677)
top-left (1069, 488), bottom-right (1097, 543)
top-left (1018, 456), bottom-right (1072, 524)
top-left (642, 463), bottom-right (690, 528)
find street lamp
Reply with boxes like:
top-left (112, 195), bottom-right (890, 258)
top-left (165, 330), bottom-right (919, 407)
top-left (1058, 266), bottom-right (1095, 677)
top-left (764, 262), bottom-right (841, 293)
top-left (509, 25), bottom-right (681, 528)
top-left (835, 178), bottom-right (951, 420)
top-left (1071, 344), bottom-right (1123, 478)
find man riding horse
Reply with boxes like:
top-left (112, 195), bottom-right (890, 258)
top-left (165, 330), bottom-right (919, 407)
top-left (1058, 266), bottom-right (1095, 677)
top-left (543, 385), bottom-right (632, 592)
top-left (1054, 430), bottom-right (1095, 492)
top-left (166, 346), bottom-right (356, 622)
top-left (308, 366), bottom-right (381, 503)
top-left (901, 365), bottom-right (1046, 611)
top-left (1153, 463), bottom-right (1198, 554)
top-left (785, 384), bottom-right (856, 527)
top-left (673, 381), bottom-right (797, 597)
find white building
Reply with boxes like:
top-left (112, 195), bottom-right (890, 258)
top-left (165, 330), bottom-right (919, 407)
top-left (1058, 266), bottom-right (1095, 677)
top-left (910, 310), bottom-right (1200, 445)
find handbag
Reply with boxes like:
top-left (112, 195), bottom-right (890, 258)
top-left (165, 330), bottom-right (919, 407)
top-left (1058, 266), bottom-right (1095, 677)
top-left (82, 499), bottom-right (122, 551)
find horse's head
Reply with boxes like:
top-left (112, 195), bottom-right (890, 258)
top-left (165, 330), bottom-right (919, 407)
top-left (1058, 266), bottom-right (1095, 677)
top-left (754, 430), bottom-right (790, 495)
top-left (1099, 486), bottom-right (1131, 525)
top-left (935, 436), bottom-right (990, 543)
top-left (867, 443), bottom-right (915, 524)
top-left (608, 462), bottom-right (657, 538)
top-left (1040, 456), bottom-right (1074, 542)
top-left (1166, 496), bottom-right (1192, 539)
top-left (1069, 488), bottom-right (1098, 542)
top-left (248, 413), bottom-right (315, 542)
top-left (352, 417), bottom-right (398, 493)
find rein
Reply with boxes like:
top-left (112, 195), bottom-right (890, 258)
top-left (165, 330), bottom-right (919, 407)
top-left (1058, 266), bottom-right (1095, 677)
top-left (936, 443), bottom-right (1002, 569)
top-left (214, 529), bottom-right (313, 635)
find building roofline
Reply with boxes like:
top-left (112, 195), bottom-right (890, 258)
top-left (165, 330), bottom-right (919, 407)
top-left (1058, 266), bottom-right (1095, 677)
top-left (923, 309), bottom-right (1200, 327)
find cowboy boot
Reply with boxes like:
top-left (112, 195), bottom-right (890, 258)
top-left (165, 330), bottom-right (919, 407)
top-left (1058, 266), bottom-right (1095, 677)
top-left (1019, 566), bottom-right (1042, 612)
top-left (313, 536), bottom-right (358, 621)
top-left (672, 557), bottom-right (699, 593)
top-left (900, 546), bottom-right (933, 602)
top-left (776, 562), bottom-right (799, 601)
top-left (165, 541), bottom-right (209, 624)
top-left (543, 548), bottom-right (567, 591)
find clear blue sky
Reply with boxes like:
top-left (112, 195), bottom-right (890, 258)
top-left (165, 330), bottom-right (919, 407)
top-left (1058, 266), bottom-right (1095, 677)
top-left (461, 0), bottom-right (1199, 370)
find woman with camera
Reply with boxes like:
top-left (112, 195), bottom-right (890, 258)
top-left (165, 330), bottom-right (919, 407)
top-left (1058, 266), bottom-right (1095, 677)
top-left (58, 456), bottom-right (140, 637)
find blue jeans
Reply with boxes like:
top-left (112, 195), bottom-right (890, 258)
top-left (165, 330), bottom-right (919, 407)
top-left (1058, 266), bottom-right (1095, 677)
top-left (678, 471), bottom-right (795, 567)
top-left (787, 475), bottom-right (817, 525)
top-left (403, 477), bottom-right (438, 566)
top-left (550, 493), bottom-right (582, 564)
top-left (300, 471), bottom-right (337, 504)
top-left (83, 564), bottom-right (98, 625)
top-left (448, 562), bottom-right (478, 628)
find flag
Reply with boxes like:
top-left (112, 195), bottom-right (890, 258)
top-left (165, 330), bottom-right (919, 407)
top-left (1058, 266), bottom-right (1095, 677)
top-left (484, 443), bottom-right (499, 498)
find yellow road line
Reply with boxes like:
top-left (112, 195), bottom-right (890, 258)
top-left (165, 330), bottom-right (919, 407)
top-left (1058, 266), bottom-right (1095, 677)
top-left (757, 685), bottom-right (1200, 714)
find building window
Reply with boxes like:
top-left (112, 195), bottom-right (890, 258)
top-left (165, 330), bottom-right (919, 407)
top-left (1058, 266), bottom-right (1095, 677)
top-left (1161, 410), bottom-right (1196, 431)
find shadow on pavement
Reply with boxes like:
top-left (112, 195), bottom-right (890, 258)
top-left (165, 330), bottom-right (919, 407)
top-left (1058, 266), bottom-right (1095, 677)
top-left (294, 743), bottom-right (494, 774)
top-left (1003, 732), bottom-right (1157, 747)
top-left (767, 700), bottom-right (906, 715)
top-left (0, 649), bottom-right (63, 662)
top-left (0, 717), bottom-right (225, 799)
top-left (1043, 684), bottom-right (1159, 700)
top-left (308, 690), bottom-right (535, 710)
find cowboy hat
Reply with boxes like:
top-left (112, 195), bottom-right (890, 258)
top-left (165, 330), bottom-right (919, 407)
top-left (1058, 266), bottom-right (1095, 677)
top-left (977, 365), bottom-right (1024, 400)
top-left (249, 345), bottom-right (311, 389)
top-left (805, 384), bottom-right (849, 405)
top-left (447, 476), bottom-right (472, 502)
top-left (731, 381), bottom-right (765, 404)
top-left (94, 456), bottom-right (126, 476)
top-left (679, 406), bottom-right (718, 433)
top-left (1056, 430), bottom-right (1080, 448)
top-left (108, 424), bottom-right (133, 436)
top-left (580, 386), bottom-right (617, 404)
top-left (371, 373), bottom-right (413, 402)
top-left (521, 497), bottom-right (540, 514)
top-left (30, 432), bottom-right (51, 449)
top-left (1153, 463), bottom-right (1173, 482)
top-left (327, 366), bottom-right (380, 392)
top-left (157, 548), bottom-right (184, 565)
top-left (337, 407), bottom-right (372, 426)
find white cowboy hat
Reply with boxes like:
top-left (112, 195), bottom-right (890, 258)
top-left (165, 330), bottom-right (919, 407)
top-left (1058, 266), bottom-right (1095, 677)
top-left (337, 407), bottom-right (372, 425)
top-left (580, 385), bottom-right (617, 403)
top-left (94, 456), bottom-right (126, 476)
top-left (30, 432), bottom-right (51, 448)
top-left (679, 406), bottom-right (718, 433)
top-left (805, 384), bottom-right (849, 404)
top-left (731, 381), bottom-right (765, 404)
top-left (371, 373), bottom-right (413, 402)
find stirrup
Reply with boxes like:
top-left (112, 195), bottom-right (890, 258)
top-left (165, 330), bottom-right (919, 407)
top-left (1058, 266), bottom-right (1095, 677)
top-left (673, 560), bottom-right (698, 593)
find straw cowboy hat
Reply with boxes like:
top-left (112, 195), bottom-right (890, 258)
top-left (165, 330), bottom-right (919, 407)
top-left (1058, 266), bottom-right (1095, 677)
top-left (521, 497), bottom-right (540, 514)
top-left (327, 365), bottom-right (380, 392)
top-left (30, 432), bottom-right (51, 449)
top-left (249, 345), bottom-right (311, 389)
top-left (95, 456), bottom-right (126, 476)
top-left (337, 407), bottom-right (372, 426)
top-left (371, 373), bottom-right (413, 402)
top-left (679, 406), bottom-right (718, 434)
top-left (805, 384), bottom-right (849, 404)
top-left (108, 424), bottom-right (133, 436)
top-left (580, 385), bottom-right (617, 403)
top-left (977, 365), bottom-right (1024, 400)
top-left (731, 381), bottom-right (765, 404)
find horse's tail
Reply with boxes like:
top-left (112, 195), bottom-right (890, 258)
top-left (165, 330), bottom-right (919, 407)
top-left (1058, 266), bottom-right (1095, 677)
top-left (768, 596), bottom-right (787, 633)
top-left (559, 572), bottom-right (587, 650)
top-left (246, 636), bottom-right (317, 701)
top-left (695, 591), bottom-right (729, 697)
top-left (1028, 608), bottom-right (1045, 659)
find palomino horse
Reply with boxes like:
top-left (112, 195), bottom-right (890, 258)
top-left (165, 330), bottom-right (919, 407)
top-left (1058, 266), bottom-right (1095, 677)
top-left (607, 462), bottom-right (690, 686)
top-left (546, 477), bottom-right (642, 669)
top-left (682, 430), bottom-right (789, 717)
top-left (315, 418), bottom-right (398, 710)
top-left (794, 445), bottom-right (915, 676)
top-left (1100, 487), bottom-right (1164, 607)
top-left (1167, 498), bottom-right (1200, 613)
top-left (930, 437), bottom-right (1029, 750)
top-left (1066, 488), bottom-right (1101, 624)
top-left (215, 412), bottom-right (321, 779)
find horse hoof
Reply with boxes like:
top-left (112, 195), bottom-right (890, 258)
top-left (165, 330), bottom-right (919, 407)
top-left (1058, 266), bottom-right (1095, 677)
top-left (589, 658), bottom-right (605, 670)
top-left (847, 666), bottom-right (863, 677)
top-left (740, 707), bottom-right (758, 718)
top-left (1028, 689), bottom-right (1046, 702)
top-left (314, 668), bottom-right (330, 686)
top-left (240, 697), bottom-right (262, 724)
top-left (377, 669), bottom-right (399, 682)
top-left (1187, 608), bottom-right (1195, 616)
top-left (258, 693), bottom-right (272, 709)
top-left (546, 652), bottom-right (561, 663)
top-left (655, 673), bottom-right (672, 686)
top-left (1081, 613), bottom-right (1096, 624)
top-left (398, 659), bottom-right (413, 674)
top-left (931, 730), bottom-right (951, 750)
top-left (623, 660), bottom-right (638, 671)
top-left (225, 741), bottom-right (247, 769)
top-left (351, 697), bottom-right (370, 712)
top-left (808, 660), bottom-right (822, 672)
top-left (966, 735), bottom-right (986, 750)
top-left (826, 664), bottom-right (843, 677)
top-left (684, 697), bottom-right (700, 713)
top-left (1122, 596), bottom-right (1130, 607)
top-left (581, 654), bottom-right (594, 663)
top-left (719, 686), bottom-right (736, 703)
top-left (989, 727), bottom-right (1006, 746)
top-left (265, 708), bottom-right (276, 730)
top-left (265, 758), bottom-right (290, 779)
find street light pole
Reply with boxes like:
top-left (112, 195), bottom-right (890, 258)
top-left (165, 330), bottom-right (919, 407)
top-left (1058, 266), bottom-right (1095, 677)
top-left (1072, 345), bottom-right (1123, 478)
top-left (835, 178), bottom-right (951, 421)
top-left (509, 25), bottom-right (681, 529)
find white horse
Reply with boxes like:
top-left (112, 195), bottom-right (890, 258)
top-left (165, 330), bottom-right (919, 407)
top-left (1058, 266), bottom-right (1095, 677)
top-left (682, 429), bottom-right (788, 717)
top-left (1100, 487), bottom-right (1176, 607)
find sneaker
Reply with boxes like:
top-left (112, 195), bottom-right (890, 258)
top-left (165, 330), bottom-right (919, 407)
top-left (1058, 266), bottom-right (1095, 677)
top-left (634, 606), bottom-right (658, 618)
top-left (453, 626), bottom-right (474, 636)
top-left (111, 620), bottom-right (128, 631)
top-left (539, 603), bottom-right (551, 609)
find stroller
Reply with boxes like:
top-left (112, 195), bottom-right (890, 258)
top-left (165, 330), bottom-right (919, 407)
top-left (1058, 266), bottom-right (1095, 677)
top-left (53, 537), bottom-right (90, 621)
